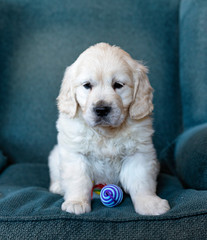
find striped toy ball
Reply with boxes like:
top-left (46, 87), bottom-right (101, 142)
top-left (100, 184), bottom-right (123, 207)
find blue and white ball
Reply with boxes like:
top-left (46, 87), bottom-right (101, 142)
top-left (100, 184), bottom-right (123, 207)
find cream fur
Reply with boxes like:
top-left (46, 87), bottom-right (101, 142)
top-left (49, 43), bottom-right (170, 215)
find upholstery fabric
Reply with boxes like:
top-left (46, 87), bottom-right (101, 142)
top-left (0, 0), bottom-right (182, 164)
top-left (0, 0), bottom-right (207, 239)
top-left (175, 123), bottom-right (207, 190)
top-left (180, 0), bottom-right (207, 130)
top-left (0, 163), bottom-right (207, 239)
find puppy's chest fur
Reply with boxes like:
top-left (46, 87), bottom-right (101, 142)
top-left (57, 114), bottom-right (152, 184)
top-left (84, 133), bottom-right (138, 184)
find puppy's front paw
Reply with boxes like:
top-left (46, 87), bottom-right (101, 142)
top-left (133, 195), bottom-right (170, 216)
top-left (61, 200), bottom-right (91, 215)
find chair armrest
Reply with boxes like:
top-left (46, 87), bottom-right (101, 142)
top-left (175, 123), bottom-right (207, 189)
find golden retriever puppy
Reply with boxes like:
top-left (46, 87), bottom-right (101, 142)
top-left (48, 43), bottom-right (170, 215)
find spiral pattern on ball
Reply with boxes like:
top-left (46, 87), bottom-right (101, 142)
top-left (100, 184), bottom-right (123, 207)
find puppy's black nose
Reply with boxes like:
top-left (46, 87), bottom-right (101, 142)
top-left (94, 106), bottom-right (111, 117)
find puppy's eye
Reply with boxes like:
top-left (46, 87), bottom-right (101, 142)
top-left (83, 82), bottom-right (92, 90)
top-left (113, 82), bottom-right (124, 90)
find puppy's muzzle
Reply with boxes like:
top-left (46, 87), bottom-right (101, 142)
top-left (91, 101), bottom-right (122, 127)
top-left (93, 105), bottom-right (111, 117)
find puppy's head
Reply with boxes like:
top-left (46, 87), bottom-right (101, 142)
top-left (57, 43), bottom-right (153, 127)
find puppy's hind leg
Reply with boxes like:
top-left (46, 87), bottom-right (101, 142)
top-left (48, 145), bottom-right (64, 195)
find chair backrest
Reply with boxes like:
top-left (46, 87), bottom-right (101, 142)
top-left (0, 0), bottom-right (182, 163)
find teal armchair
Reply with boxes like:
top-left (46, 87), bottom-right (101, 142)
top-left (0, 0), bottom-right (207, 239)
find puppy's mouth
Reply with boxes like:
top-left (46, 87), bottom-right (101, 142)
top-left (93, 114), bottom-right (125, 128)
top-left (83, 105), bottom-right (125, 128)
top-left (94, 117), bottom-right (112, 127)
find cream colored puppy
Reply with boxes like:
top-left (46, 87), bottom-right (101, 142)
top-left (49, 43), bottom-right (170, 215)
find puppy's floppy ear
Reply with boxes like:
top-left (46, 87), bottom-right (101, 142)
top-left (129, 62), bottom-right (153, 120)
top-left (57, 66), bottom-right (77, 118)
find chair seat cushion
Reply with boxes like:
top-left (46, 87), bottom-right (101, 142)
top-left (0, 163), bottom-right (207, 239)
